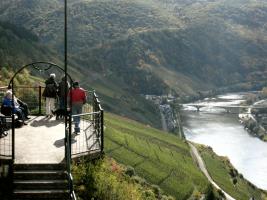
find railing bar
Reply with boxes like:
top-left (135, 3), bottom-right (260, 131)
top-left (83, 123), bottom-right (93, 132)
top-left (72, 111), bottom-right (100, 117)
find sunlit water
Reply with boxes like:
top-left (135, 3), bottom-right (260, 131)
top-left (183, 93), bottom-right (267, 190)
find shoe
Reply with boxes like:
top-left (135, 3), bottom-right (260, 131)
top-left (23, 122), bottom-right (28, 125)
top-left (74, 131), bottom-right (80, 135)
top-left (26, 116), bottom-right (31, 120)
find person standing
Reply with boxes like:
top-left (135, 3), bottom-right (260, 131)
top-left (58, 76), bottom-right (70, 110)
top-left (69, 81), bottom-right (86, 134)
top-left (43, 73), bottom-right (58, 117)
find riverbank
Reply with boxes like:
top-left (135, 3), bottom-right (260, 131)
top-left (183, 92), bottom-right (267, 190)
top-left (195, 144), bottom-right (267, 200)
top-left (189, 142), bottom-right (235, 200)
top-left (239, 98), bottom-right (267, 142)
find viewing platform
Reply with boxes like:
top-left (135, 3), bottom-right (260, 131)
top-left (0, 62), bottom-right (104, 200)
top-left (0, 115), bottom-right (100, 164)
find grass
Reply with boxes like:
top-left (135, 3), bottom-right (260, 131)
top-left (262, 135), bottom-right (267, 142)
top-left (196, 144), bottom-right (267, 200)
top-left (72, 157), bottom-right (176, 200)
top-left (104, 112), bottom-right (211, 199)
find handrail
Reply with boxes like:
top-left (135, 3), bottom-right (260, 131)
top-left (72, 111), bottom-right (101, 117)
top-left (1, 85), bottom-right (103, 200)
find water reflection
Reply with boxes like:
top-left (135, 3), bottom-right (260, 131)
top-left (183, 93), bottom-right (267, 190)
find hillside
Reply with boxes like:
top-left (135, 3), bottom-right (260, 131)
top-left (0, 21), bottom-right (57, 67)
top-left (1, 0), bottom-right (266, 92)
top-left (197, 144), bottom-right (267, 200)
top-left (0, 19), bottom-right (162, 128)
top-left (104, 112), bottom-right (213, 199)
top-left (0, 0), bottom-right (267, 127)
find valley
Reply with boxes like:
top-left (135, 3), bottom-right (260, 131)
top-left (1, 0), bottom-right (267, 199)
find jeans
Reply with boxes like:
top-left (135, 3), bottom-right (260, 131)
top-left (72, 104), bottom-right (82, 133)
top-left (14, 108), bottom-right (25, 121)
top-left (59, 97), bottom-right (65, 110)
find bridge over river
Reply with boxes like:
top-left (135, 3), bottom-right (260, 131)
top-left (184, 103), bottom-right (266, 113)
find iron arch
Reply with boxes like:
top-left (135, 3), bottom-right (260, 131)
top-left (8, 61), bottom-right (73, 88)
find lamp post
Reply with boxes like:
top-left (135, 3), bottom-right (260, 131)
top-left (64, 0), bottom-right (67, 77)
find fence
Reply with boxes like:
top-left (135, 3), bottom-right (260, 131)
top-left (0, 87), bottom-right (13, 160)
top-left (0, 86), bottom-right (104, 159)
top-left (0, 116), bottom-right (13, 160)
top-left (71, 91), bottom-right (104, 157)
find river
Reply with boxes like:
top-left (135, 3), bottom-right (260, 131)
top-left (183, 93), bottom-right (267, 190)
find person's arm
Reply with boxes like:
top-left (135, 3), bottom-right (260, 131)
top-left (17, 98), bottom-right (26, 106)
top-left (67, 90), bottom-right (71, 106)
top-left (83, 91), bottom-right (87, 104)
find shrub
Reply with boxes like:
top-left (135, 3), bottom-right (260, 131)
top-left (151, 184), bottom-right (162, 198)
top-left (217, 189), bottom-right (225, 198)
top-left (142, 190), bottom-right (156, 200)
top-left (72, 157), bottom-right (142, 200)
top-left (233, 178), bottom-right (237, 185)
top-left (125, 165), bottom-right (135, 177)
top-left (131, 175), bottom-right (147, 186)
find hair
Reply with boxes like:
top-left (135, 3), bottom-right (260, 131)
top-left (73, 81), bottom-right (79, 88)
top-left (50, 73), bottom-right (56, 78)
top-left (5, 90), bottom-right (12, 96)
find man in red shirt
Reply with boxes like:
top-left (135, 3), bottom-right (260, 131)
top-left (69, 81), bottom-right (86, 134)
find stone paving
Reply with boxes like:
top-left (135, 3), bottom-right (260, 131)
top-left (0, 115), bottom-right (100, 163)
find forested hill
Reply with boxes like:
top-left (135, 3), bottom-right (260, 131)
top-left (0, 21), bottom-right (55, 67)
top-left (0, 0), bottom-right (267, 127)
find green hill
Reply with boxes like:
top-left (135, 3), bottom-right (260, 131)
top-left (1, 0), bottom-right (266, 94)
top-left (0, 20), bottom-right (162, 128)
top-left (1, 0), bottom-right (267, 127)
top-left (0, 21), bottom-right (56, 67)
top-left (197, 144), bottom-right (267, 200)
top-left (104, 112), bottom-right (212, 199)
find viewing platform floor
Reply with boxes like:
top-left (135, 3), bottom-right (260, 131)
top-left (0, 115), bottom-right (100, 164)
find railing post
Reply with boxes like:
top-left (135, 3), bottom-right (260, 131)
top-left (39, 85), bottom-right (42, 115)
top-left (12, 114), bottom-right (15, 161)
top-left (93, 93), bottom-right (96, 128)
top-left (68, 114), bottom-right (72, 158)
top-left (101, 109), bottom-right (104, 153)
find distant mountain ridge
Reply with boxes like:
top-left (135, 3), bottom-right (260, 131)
top-left (0, 0), bottom-right (267, 127)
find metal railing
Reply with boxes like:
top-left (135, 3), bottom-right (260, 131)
top-left (70, 91), bottom-right (104, 157)
top-left (0, 87), bottom-right (13, 160)
top-left (66, 91), bottom-right (104, 200)
top-left (1, 86), bottom-right (104, 200)
top-left (1, 86), bottom-right (104, 158)
top-left (0, 116), bottom-right (13, 160)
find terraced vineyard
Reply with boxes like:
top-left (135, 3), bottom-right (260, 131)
top-left (197, 145), bottom-right (267, 200)
top-left (104, 113), bottom-right (211, 199)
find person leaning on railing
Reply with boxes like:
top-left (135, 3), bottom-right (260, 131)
top-left (68, 81), bottom-right (86, 134)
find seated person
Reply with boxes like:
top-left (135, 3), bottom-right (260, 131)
top-left (1, 90), bottom-right (30, 125)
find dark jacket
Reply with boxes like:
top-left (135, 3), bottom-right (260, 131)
top-left (58, 79), bottom-right (70, 98)
top-left (42, 77), bottom-right (58, 98)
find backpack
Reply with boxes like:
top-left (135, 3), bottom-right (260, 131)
top-left (43, 83), bottom-right (57, 97)
top-left (46, 83), bottom-right (57, 95)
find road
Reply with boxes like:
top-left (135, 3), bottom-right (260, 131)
top-left (189, 143), bottom-right (236, 200)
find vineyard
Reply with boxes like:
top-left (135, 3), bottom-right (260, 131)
top-left (104, 113), bottom-right (211, 199)
top-left (197, 144), bottom-right (267, 200)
